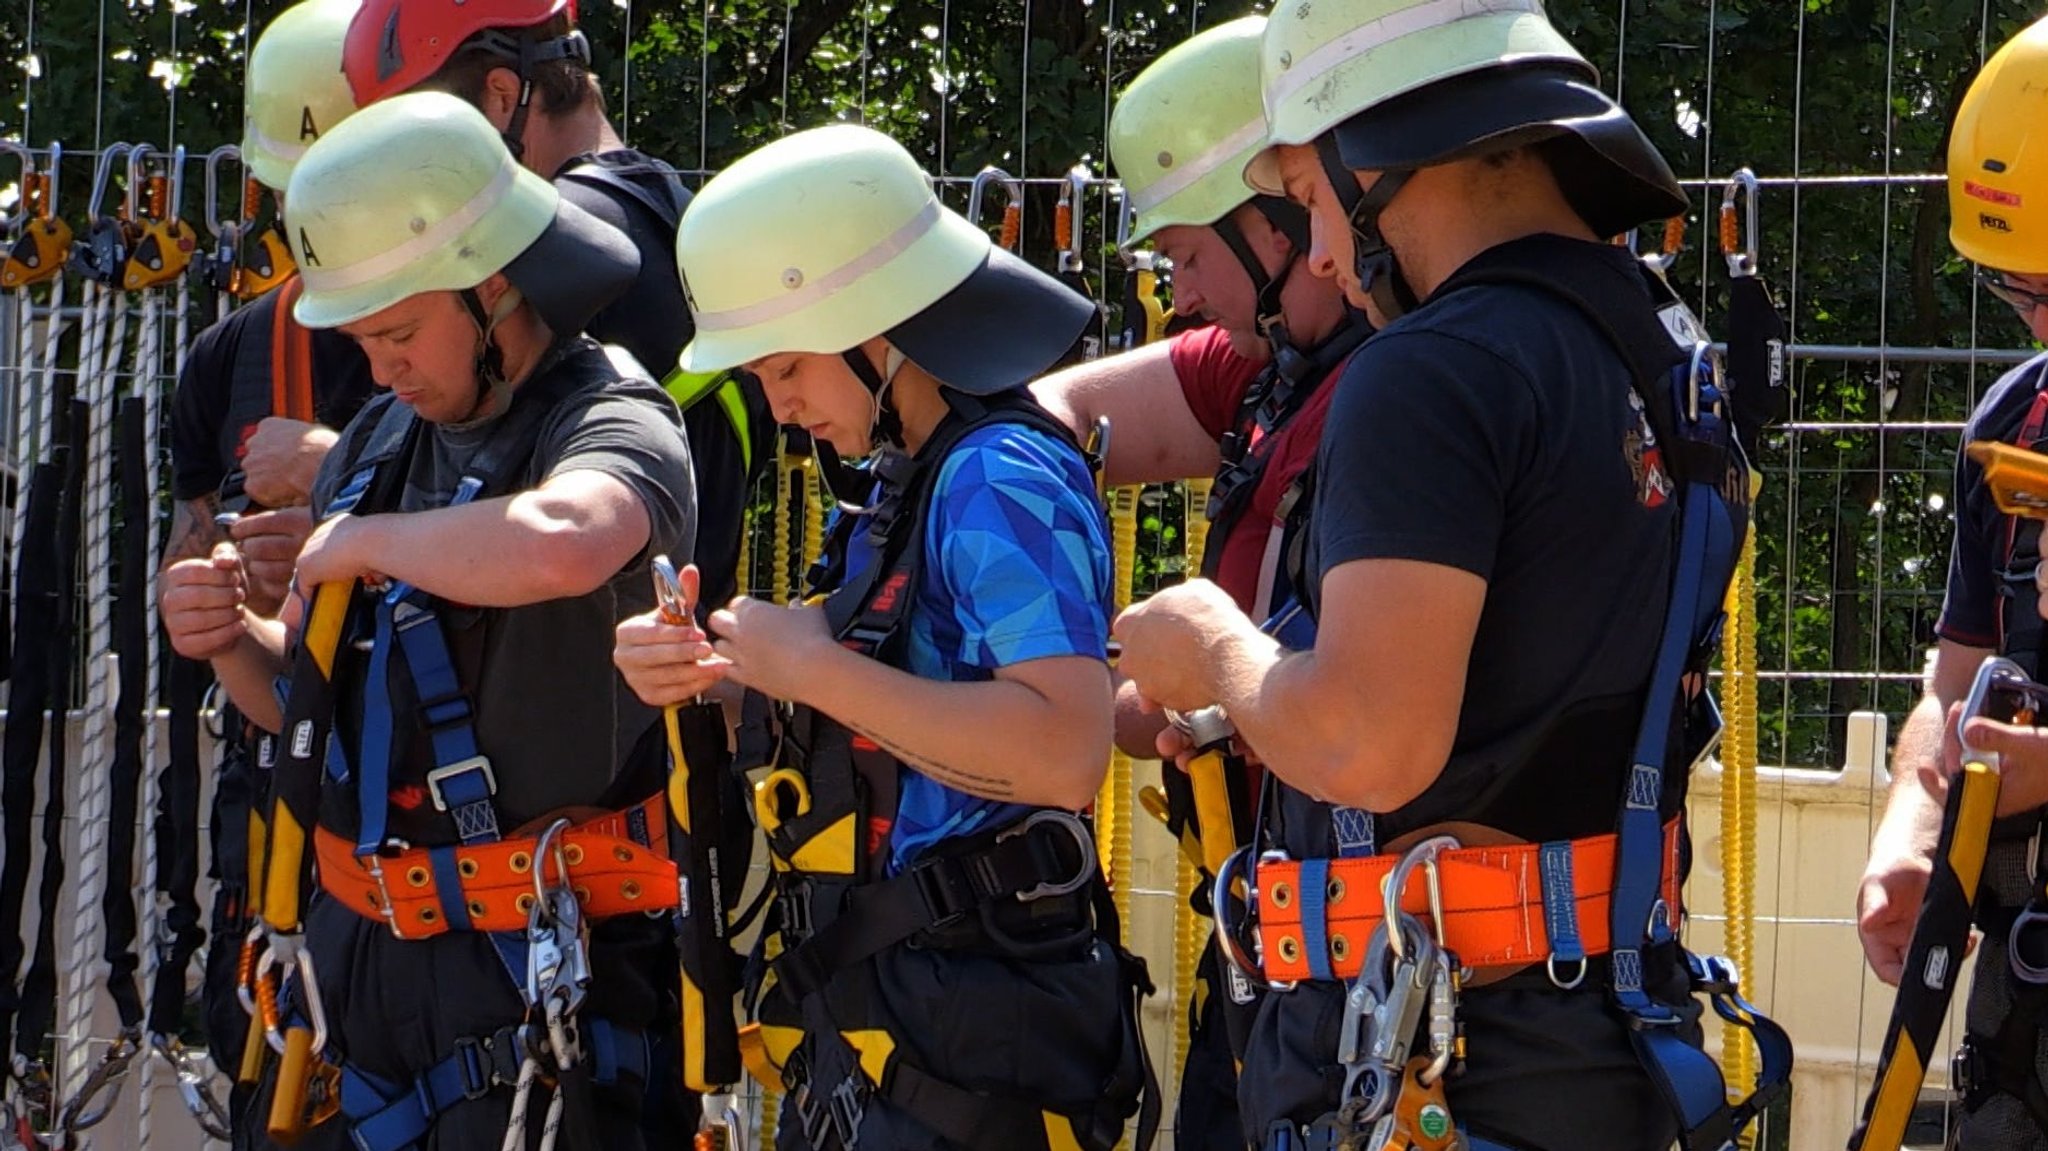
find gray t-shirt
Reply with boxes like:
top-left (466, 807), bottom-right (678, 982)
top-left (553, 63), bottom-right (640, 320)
top-left (310, 338), bottom-right (696, 837)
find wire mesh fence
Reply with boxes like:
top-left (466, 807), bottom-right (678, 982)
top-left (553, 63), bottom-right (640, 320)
top-left (8, 1), bottom-right (2048, 1150)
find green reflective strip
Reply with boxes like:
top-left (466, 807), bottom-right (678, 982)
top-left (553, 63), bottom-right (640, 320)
top-left (662, 367), bottom-right (755, 477)
top-left (714, 376), bottom-right (753, 476)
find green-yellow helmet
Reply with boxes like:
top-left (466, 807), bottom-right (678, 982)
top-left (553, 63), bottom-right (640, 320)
top-left (676, 124), bottom-right (1088, 395)
top-left (243, 0), bottom-right (363, 191)
top-left (1246, 0), bottom-right (1588, 195)
top-left (287, 91), bottom-right (636, 332)
top-left (1111, 17), bottom-right (1270, 248)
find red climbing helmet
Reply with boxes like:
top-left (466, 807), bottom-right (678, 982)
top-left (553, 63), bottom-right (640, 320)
top-left (343, 0), bottom-right (585, 106)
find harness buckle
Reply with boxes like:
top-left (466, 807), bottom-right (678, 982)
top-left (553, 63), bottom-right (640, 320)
top-left (996, 810), bottom-right (1096, 902)
top-left (2008, 903), bottom-right (2048, 984)
top-left (425, 756), bottom-right (496, 812)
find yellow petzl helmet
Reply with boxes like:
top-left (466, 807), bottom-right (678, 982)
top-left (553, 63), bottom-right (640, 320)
top-left (243, 0), bottom-right (362, 191)
top-left (1246, 0), bottom-right (1588, 195)
top-left (1112, 17), bottom-right (1271, 247)
top-left (286, 90), bottom-right (637, 330)
top-left (1949, 14), bottom-right (2048, 271)
top-left (677, 123), bottom-right (1089, 394)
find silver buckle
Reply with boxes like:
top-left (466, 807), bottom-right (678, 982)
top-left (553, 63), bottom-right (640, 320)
top-left (426, 756), bottom-right (497, 812)
top-left (996, 810), bottom-right (1095, 902)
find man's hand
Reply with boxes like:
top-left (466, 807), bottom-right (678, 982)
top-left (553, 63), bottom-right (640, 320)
top-left (1945, 698), bottom-right (2048, 817)
top-left (230, 507), bottom-right (315, 616)
top-left (293, 514), bottom-right (381, 591)
top-left (707, 596), bottom-right (835, 703)
top-left (1114, 579), bottom-right (1255, 714)
top-left (241, 417), bottom-right (338, 508)
top-left (159, 545), bottom-right (249, 660)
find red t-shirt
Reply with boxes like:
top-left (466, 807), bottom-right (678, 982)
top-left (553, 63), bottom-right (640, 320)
top-left (1168, 324), bottom-right (1347, 619)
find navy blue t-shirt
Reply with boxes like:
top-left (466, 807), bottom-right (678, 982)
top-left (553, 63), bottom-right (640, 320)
top-left (1937, 353), bottom-right (2048, 655)
top-left (1302, 235), bottom-right (1679, 844)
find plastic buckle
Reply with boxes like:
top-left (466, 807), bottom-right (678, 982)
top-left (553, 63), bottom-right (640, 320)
top-left (1951, 1038), bottom-right (1979, 1101)
top-left (997, 810), bottom-right (1095, 902)
top-left (827, 1075), bottom-right (868, 1150)
top-left (426, 757), bottom-right (497, 812)
top-left (450, 1037), bottom-right (492, 1102)
top-left (907, 861), bottom-right (969, 929)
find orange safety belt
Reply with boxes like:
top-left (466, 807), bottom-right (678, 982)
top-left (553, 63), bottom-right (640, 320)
top-left (269, 276), bottom-right (316, 422)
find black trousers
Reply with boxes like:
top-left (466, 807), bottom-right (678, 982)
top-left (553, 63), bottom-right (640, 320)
top-left (245, 896), bottom-right (665, 1151)
top-left (1238, 947), bottom-right (1699, 1151)
top-left (772, 937), bottom-right (1143, 1151)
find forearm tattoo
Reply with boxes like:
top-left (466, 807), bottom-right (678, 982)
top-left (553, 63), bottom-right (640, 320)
top-left (840, 716), bottom-right (1019, 800)
top-left (162, 495), bottom-right (226, 567)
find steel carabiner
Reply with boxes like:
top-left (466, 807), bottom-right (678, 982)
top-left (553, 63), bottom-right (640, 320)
top-left (1720, 167), bottom-right (1762, 280)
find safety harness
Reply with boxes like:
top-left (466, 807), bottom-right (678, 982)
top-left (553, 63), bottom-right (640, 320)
top-left (1227, 244), bottom-right (1791, 1151)
top-left (253, 348), bottom-right (675, 1151)
top-left (738, 388), bottom-right (1159, 1151)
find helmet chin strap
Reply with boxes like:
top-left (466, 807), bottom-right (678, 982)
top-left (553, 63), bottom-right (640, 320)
top-left (814, 344), bottom-right (912, 514)
top-left (450, 284), bottom-right (526, 428)
top-left (1315, 134), bottom-right (1418, 324)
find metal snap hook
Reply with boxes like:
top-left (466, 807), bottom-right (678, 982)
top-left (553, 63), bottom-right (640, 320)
top-left (1380, 835), bottom-right (1460, 962)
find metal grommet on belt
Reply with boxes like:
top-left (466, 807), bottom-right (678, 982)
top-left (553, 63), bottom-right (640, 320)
top-left (458, 857), bottom-right (480, 879)
top-left (407, 867), bottom-right (430, 888)
top-left (621, 881), bottom-right (642, 901)
top-left (515, 893), bottom-right (536, 915)
top-left (1276, 935), bottom-right (1300, 964)
top-left (1270, 881), bottom-right (1293, 910)
top-left (509, 852), bottom-right (531, 873)
top-left (1330, 934), bottom-right (1350, 964)
top-left (613, 845), bottom-right (633, 863)
top-left (468, 900), bottom-right (487, 919)
top-left (564, 843), bottom-right (585, 867)
top-left (419, 907), bottom-right (439, 924)
top-left (1327, 877), bottom-right (1345, 904)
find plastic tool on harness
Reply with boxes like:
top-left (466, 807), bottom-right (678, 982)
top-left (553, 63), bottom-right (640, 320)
top-left (1113, 192), bottom-right (1169, 351)
top-left (1054, 165), bottom-right (1108, 366)
top-left (966, 166), bottom-right (1025, 254)
top-left (650, 557), bottom-right (746, 1122)
top-left (1850, 655), bottom-right (2043, 1151)
top-left (1719, 169), bottom-right (1789, 458)
top-left (1, 144), bottom-right (70, 291)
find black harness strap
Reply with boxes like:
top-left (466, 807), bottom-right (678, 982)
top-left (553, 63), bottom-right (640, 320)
top-left (15, 395), bottom-right (91, 1083)
top-left (99, 394), bottom-right (152, 1035)
top-left (1203, 323), bottom-right (1370, 582)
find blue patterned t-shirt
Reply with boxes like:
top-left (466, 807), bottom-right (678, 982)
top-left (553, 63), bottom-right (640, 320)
top-left (836, 422), bottom-right (1113, 872)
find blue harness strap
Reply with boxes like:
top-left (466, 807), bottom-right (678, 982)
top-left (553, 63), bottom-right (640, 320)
top-left (338, 1020), bottom-right (649, 1151)
top-left (1606, 346), bottom-right (1791, 1151)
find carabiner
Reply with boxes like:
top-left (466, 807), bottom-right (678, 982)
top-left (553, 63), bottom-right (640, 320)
top-left (1958, 655), bottom-right (2039, 762)
top-left (965, 166), bottom-right (1023, 229)
top-left (995, 809), bottom-right (1097, 902)
top-left (1379, 835), bottom-right (1458, 963)
top-left (202, 145), bottom-right (241, 239)
top-left (1056, 165), bottom-right (1091, 274)
top-left (1166, 705), bottom-right (1236, 752)
top-left (149, 1034), bottom-right (232, 1141)
top-left (55, 1030), bottom-right (140, 1135)
top-left (0, 142), bottom-right (32, 233)
top-left (1720, 168), bottom-right (1762, 279)
top-left (533, 817), bottom-right (577, 909)
top-left (1212, 846), bottom-right (1275, 990)
top-left (651, 553), bottom-right (689, 626)
top-left (123, 144), bottom-right (156, 223)
top-left (1642, 214), bottom-right (1686, 277)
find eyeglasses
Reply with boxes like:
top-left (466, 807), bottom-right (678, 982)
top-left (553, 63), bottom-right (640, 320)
top-left (1977, 267), bottom-right (2048, 317)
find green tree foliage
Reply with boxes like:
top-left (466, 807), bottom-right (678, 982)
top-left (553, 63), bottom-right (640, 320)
top-left (5, 0), bottom-right (2043, 767)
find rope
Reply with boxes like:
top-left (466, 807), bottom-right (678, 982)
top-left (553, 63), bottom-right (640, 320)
top-left (1718, 509), bottom-right (1760, 1137)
